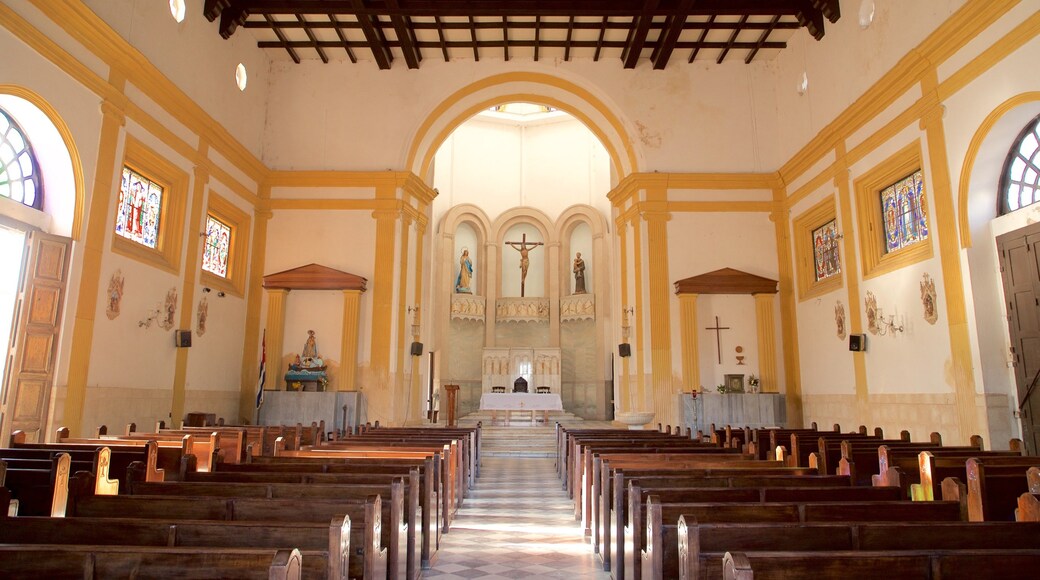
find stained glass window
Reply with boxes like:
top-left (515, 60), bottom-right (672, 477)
top-left (880, 169), bottom-right (928, 254)
top-left (115, 166), bottom-right (164, 249)
top-left (202, 215), bottom-right (231, 277)
top-left (0, 108), bottom-right (42, 209)
top-left (811, 218), bottom-right (840, 282)
top-left (1000, 114), bottom-right (1040, 214)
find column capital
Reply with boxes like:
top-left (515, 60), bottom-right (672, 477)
top-left (99, 100), bottom-right (126, 126)
top-left (371, 209), bottom-right (401, 221)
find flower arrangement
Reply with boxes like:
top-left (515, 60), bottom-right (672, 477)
top-left (716, 383), bottom-right (727, 393)
top-left (748, 374), bottom-right (760, 393)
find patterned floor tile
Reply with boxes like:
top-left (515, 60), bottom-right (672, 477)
top-left (425, 456), bottom-right (610, 579)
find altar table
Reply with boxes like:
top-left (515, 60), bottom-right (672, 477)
top-left (479, 393), bottom-right (563, 425)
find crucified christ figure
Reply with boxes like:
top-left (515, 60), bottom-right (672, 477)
top-left (505, 233), bottom-right (544, 297)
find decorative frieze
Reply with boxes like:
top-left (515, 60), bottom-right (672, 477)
top-left (495, 297), bottom-right (550, 323)
top-left (560, 294), bottom-right (595, 321)
top-left (450, 294), bottom-right (486, 322)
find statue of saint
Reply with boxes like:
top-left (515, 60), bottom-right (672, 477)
top-left (572, 252), bottom-right (587, 294)
top-left (455, 249), bottom-right (473, 294)
top-left (302, 330), bottom-right (318, 358)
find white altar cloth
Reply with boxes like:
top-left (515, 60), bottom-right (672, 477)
top-left (479, 393), bottom-right (563, 411)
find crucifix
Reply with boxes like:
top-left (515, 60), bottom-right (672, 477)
top-left (505, 233), bottom-right (544, 297)
top-left (705, 315), bottom-right (730, 364)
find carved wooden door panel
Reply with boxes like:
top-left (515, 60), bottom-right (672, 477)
top-left (997, 223), bottom-right (1040, 455)
top-left (1, 231), bottom-right (70, 443)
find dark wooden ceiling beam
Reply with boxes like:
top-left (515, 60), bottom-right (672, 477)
top-left (296, 15), bottom-right (328, 63)
top-left (744, 14), bottom-right (780, 64)
top-left (234, 1), bottom-right (810, 18)
top-left (564, 16), bottom-right (575, 61)
top-left (350, 0), bottom-right (394, 69)
top-left (502, 16), bottom-right (510, 61)
top-left (651, 0), bottom-right (692, 70)
top-left (328, 13), bottom-right (359, 62)
top-left (534, 15), bottom-right (541, 61)
top-left (244, 19), bottom-right (799, 32)
top-left (433, 16), bottom-right (450, 61)
top-left (688, 13), bottom-right (713, 62)
top-left (715, 14), bottom-right (747, 64)
top-left (621, 0), bottom-right (659, 69)
top-left (386, 0), bottom-right (421, 68)
top-left (215, 0), bottom-right (250, 38)
top-left (266, 14), bottom-right (300, 63)
top-left (796, 0), bottom-right (827, 40)
top-left (594, 16), bottom-right (608, 61)
top-left (260, 39), bottom-right (786, 51)
top-left (468, 16), bottom-right (479, 61)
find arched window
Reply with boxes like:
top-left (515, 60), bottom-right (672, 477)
top-left (1000, 113), bottom-right (1040, 214)
top-left (0, 107), bottom-right (42, 209)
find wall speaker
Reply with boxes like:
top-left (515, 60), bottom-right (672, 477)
top-left (410, 341), bottom-right (423, 356)
top-left (849, 334), bottom-right (866, 352)
top-left (175, 330), bottom-right (192, 348)
top-left (618, 343), bottom-right (631, 357)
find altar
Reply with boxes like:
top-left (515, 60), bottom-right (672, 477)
top-left (681, 392), bottom-right (786, 434)
top-left (479, 392), bottom-right (563, 425)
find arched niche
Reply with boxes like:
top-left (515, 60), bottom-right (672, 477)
top-left (262, 263), bottom-right (368, 391)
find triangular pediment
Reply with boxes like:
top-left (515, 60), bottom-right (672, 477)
top-left (263, 263), bottom-right (367, 292)
top-left (674, 268), bottom-right (777, 295)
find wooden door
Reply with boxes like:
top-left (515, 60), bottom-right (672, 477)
top-left (997, 222), bottom-right (1040, 455)
top-left (0, 231), bottom-right (71, 443)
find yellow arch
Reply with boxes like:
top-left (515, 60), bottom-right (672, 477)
top-left (958, 91), bottom-right (1040, 248)
top-left (0, 85), bottom-right (85, 241)
top-left (406, 72), bottom-right (637, 181)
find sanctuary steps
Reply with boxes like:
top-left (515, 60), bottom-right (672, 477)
top-left (457, 411), bottom-right (615, 457)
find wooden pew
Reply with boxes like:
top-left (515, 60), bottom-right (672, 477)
top-left (11, 432), bottom-right (173, 482)
top-left (91, 429), bottom-right (222, 472)
top-left (64, 486), bottom-right (388, 580)
top-left (0, 452), bottom-right (71, 516)
top-left (0, 516), bottom-right (343, 579)
top-left (1, 445), bottom-right (120, 497)
top-left (674, 520), bottom-right (1040, 580)
top-left (720, 548), bottom-right (1040, 580)
top-left (871, 443), bottom-right (1021, 497)
top-left (638, 496), bottom-right (963, 580)
top-left (128, 477), bottom-right (419, 579)
top-left (635, 485), bottom-right (903, 579)
top-left (206, 454), bottom-right (440, 570)
top-left (0, 545), bottom-right (304, 579)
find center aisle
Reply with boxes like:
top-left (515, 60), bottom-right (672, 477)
top-left (425, 456), bottom-right (612, 579)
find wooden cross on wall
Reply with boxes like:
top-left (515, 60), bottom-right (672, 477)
top-left (705, 315), bottom-right (730, 364)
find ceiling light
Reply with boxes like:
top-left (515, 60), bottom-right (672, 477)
top-left (797, 72), bottom-right (808, 96)
top-left (858, 0), bottom-right (875, 29)
top-left (235, 63), bottom-right (248, 91)
top-left (170, 0), bottom-right (186, 23)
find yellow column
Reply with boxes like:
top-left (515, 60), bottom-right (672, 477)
top-left (772, 200), bottom-right (804, 427)
top-left (631, 217), bottom-right (647, 410)
top-left (617, 218), bottom-right (632, 412)
top-left (643, 207), bottom-right (674, 425)
top-left (62, 92), bottom-right (126, 437)
top-left (921, 71), bottom-right (980, 444)
top-left (754, 294), bottom-right (779, 393)
top-left (369, 207), bottom-right (400, 398)
top-left (409, 219), bottom-right (427, 424)
top-left (834, 145), bottom-right (870, 416)
top-left (391, 212), bottom-right (413, 423)
top-left (678, 293), bottom-right (701, 391)
top-left (239, 202), bottom-right (272, 420)
top-left (264, 289), bottom-right (289, 390)
top-left (340, 289), bottom-right (362, 392)
top-left (171, 157), bottom-right (210, 423)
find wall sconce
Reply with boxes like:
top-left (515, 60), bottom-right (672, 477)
top-left (217, 291), bottom-right (225, 298)
top-left (202, 287), bottom-right (211, 293)
top-left (875, 307), bottom-right (904, 336)
top-left (407, 305), bottom-right (421, 336)
top-left (621, 306), bottom-right (634, 339)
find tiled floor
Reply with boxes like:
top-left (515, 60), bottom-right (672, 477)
top-left (425, 456), bottom-right (611, 579)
